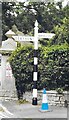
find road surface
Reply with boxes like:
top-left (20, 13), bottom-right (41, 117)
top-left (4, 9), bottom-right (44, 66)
top-left (0, 100), bottom-right (67, 119)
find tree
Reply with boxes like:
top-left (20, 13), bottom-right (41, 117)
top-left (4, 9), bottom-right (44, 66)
top-left (2, 2), bottom-right (66, 40)
top-left (2, 2), bottom-right (16, 40)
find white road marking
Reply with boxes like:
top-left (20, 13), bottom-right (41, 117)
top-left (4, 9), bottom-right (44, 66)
top-left (0, 104), bottom-right (13, 116)
top-left (0, 112), bottom-right (9, 118)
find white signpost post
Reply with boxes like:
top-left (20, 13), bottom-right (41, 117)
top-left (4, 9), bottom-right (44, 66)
top-left (12, 20), bottom-right (55, 105)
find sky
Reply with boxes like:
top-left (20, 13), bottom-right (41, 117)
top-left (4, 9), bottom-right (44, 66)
top-left (62, 0), bottom-right (69, 7)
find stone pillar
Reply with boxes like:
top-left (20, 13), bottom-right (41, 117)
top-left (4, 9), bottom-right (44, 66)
top-left (1, 55), bottom-right (16, 97)
top-left (0, 29), bottom-right (17, 98)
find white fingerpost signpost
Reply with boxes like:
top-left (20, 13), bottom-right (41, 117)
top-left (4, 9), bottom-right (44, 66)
top-left (12, 20), bottom-right (55, 105)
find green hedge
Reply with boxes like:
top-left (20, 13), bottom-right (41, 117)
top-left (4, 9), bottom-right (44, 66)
top-left (9, 43), bottom-right (69, 99)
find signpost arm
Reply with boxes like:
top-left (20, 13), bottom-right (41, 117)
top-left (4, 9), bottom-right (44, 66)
top-left (32, 20), bottom-right (38, 105)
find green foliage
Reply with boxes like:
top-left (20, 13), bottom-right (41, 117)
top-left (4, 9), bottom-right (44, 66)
top-left (52, 17), bottom-right (69, 45)
top-left (9, 45), bottom-right (34, 99)
top-left (9, 43), bottom-right (69, 99)
top-left (2, 2), bottom-right (69, 40)
top-left (38, 45), bottom-right (69, 90)
top-left (41, 43), bottom-right (69, 58)
top-left (17, 99), bottom-right (29, 104)
top-left (2, 2), bottom-right (16, 40)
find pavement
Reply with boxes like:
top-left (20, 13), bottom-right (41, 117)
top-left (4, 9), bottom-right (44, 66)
top-left (0, 99), bottom-right (68, 119)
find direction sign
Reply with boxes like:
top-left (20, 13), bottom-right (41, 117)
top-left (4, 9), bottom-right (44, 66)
top-left (12, 36), bottom-right (34, 41)
top-left (12, 20), bottom-right (56, 106)
top-left (38, 33), bottom-right (55, 39)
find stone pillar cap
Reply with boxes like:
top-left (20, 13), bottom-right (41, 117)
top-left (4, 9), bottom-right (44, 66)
top-left (5, 30), bottom-right (15, 38)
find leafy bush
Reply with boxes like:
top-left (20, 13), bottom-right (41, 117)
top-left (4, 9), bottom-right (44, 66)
top-left (9, 44), bottom-right (69, 100)
top-left (9, 44), bottom-right (34, 99)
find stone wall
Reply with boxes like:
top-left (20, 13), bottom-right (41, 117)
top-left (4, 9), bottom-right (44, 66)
top-left (0, 90), bottom-right (67, 106)
top-left (23, 90), bottom-right (67, 106)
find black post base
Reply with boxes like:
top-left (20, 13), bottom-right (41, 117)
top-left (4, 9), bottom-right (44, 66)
top-left (32, 98), bottom-right (37, 105)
